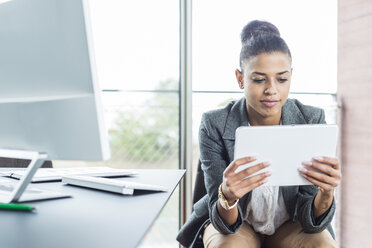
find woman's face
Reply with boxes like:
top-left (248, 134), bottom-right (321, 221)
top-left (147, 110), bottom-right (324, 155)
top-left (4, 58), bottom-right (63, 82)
top-left (236, 52), bottom-right (292, 124)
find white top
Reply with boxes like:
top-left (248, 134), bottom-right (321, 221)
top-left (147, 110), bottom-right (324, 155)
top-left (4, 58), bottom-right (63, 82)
top-left (244, 186), bottom-right (290, 235)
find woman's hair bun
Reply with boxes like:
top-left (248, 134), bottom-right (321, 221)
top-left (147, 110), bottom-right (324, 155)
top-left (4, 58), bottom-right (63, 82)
top-left (239, 20), bottom-right (291, 68)
top-left (241, 20), bottom-right (280, 44)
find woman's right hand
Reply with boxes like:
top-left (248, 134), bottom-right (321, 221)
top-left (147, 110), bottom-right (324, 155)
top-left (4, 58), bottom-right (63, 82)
top-left (221, 156), bottom-right (271, 203)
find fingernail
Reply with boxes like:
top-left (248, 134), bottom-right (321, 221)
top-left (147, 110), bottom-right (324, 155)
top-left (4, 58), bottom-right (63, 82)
top-left (265, 171), bottom-right (272, 176)
top-left (263, 161), bottom-right (271, 167)
top-left (302, 161), bottom-right (312, 166)
top-left (313, 156), bottom-right (323, 161)
top-left (298, 167), bottom-right (307, 173)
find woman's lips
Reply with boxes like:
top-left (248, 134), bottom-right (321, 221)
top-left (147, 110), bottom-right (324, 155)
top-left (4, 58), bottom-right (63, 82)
top-left (260, 100), bottom-right (280, 107)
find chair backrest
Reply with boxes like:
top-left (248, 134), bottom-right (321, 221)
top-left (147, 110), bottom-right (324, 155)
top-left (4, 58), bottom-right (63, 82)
top-left (0, 157), bottom-right (52, 168)
top-left (192, 160), bottom-right (207, 205)
top-left (191, 160), bottom-right (207, 248)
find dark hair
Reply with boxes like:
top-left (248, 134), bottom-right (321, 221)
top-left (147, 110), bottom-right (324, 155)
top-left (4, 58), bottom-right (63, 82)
top-left (239, 20), bottom-right (292, 69)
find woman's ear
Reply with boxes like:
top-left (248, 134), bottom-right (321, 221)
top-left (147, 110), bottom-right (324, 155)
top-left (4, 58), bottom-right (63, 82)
top-left (235, 69), bottom-right (244, 89)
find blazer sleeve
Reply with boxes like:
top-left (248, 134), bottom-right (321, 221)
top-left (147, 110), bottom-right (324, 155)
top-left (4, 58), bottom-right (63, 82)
top-left (198, 113), bottom-right (244, 234)
top-left (296, 109), bottom-right (336, 233)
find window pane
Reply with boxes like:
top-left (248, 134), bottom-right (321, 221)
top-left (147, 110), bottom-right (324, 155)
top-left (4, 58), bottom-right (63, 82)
top-left (100, 91), bottom-right (179, 170)
top-left (89, 0), bottom-right (179, 91)
top-left (192, 0), bottom-right (337, 93)
top-left (55, 1), bottom-right (180, 247)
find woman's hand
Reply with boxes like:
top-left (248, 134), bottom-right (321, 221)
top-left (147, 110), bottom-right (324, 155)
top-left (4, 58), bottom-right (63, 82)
top-left (299, 156), bottom-right (341, 193)
top-left (217, 156), bottom-right (271, 226)
top-left (299, 156), bottom-right (341, 218)
top-left (221, 156), bottom-right (271, 204)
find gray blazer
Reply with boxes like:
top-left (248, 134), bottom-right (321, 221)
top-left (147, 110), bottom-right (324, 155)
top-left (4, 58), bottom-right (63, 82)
top-left (177, 98), bottom-right (336, 248)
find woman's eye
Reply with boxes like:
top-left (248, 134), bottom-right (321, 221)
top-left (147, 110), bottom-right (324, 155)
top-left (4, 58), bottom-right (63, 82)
top-left (252, 79), bottom-right (265, 83)
top-left (278, 78), bottom-right (288, 83)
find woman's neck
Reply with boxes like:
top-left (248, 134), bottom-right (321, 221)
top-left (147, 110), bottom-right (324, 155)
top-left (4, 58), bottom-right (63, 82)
top-left (247, 108), bottom-right (281, 126)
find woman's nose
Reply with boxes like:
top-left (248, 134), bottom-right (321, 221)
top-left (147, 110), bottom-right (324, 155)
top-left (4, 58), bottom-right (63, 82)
top-left (264, 80), bottom-right (278, 95)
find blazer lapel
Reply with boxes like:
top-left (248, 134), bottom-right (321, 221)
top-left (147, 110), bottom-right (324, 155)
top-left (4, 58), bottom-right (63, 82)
top-left (281, 99), bottom-right (307, 125)
top-left (222, 97), bottom-right (249, 141)
top-left (222, 97), bottom-right (249, 161)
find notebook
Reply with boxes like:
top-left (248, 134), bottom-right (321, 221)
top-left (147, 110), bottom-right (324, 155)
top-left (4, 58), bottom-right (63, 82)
top-left (234, 124), bottom-right (338, 186)
top-left (1, 167), bottom-right (138, 183)
top-left (62, 176), bottom-right (168, 195)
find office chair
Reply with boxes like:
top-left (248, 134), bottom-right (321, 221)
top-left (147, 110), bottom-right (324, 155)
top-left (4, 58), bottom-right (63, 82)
top-left (190, 160), bottom-right (207, 248)
top-left (193, 160), bottom-right (207, 206)
top-left (0, 157), bottom-right (52, 168)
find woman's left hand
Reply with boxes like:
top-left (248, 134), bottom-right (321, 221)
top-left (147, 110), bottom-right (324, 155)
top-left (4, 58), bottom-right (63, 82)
top-left (299, 156), bottom-right (341, 193)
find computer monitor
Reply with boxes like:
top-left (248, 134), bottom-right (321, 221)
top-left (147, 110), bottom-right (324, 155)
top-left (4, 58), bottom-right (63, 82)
top-left (0, 0), bottom-right (111, 162)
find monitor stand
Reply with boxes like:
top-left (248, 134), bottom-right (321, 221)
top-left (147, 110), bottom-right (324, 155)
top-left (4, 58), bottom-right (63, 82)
top-left (0, 149), bottom-right (47, 202)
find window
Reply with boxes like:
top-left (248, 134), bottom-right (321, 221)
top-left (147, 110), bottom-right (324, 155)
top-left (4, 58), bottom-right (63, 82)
top-left (54, 1), bottom-right (180, 247)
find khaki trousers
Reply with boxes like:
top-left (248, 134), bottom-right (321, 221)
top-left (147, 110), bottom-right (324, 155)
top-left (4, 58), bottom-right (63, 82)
top-left (203, 221), bottom-right (337, 248)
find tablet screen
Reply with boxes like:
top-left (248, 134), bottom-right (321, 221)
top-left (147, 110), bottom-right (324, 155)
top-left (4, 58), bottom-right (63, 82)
top-left (234, 124), bottom-right (338, 186)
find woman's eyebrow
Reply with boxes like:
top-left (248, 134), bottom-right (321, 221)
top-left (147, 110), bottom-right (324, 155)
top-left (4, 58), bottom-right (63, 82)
top-left (277, 70), bottom-right (289, 75)
top-left (252, 71), bottom-right (289, 76)
top-left (252, 72), bottom-right (266, 76)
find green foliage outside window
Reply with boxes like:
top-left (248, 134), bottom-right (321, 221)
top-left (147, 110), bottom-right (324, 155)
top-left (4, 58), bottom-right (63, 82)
top-left (109, 79), bottom-right (179, 163)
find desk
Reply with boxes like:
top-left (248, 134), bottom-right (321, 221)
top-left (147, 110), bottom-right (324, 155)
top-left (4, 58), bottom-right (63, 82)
top-left (0, 169), bottom-right (185, 248)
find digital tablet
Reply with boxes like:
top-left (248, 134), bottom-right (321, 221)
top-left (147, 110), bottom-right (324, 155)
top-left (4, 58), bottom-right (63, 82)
top-left (234, 124), bottom-right (338, 186)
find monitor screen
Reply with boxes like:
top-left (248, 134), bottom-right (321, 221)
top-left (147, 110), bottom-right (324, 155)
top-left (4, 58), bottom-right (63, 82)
top-left (0, 0), bottom-right (111, 160)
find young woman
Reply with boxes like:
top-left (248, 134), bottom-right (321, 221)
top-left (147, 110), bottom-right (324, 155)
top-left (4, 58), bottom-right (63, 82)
top-left (177, 20), bottom-right (341, 248)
